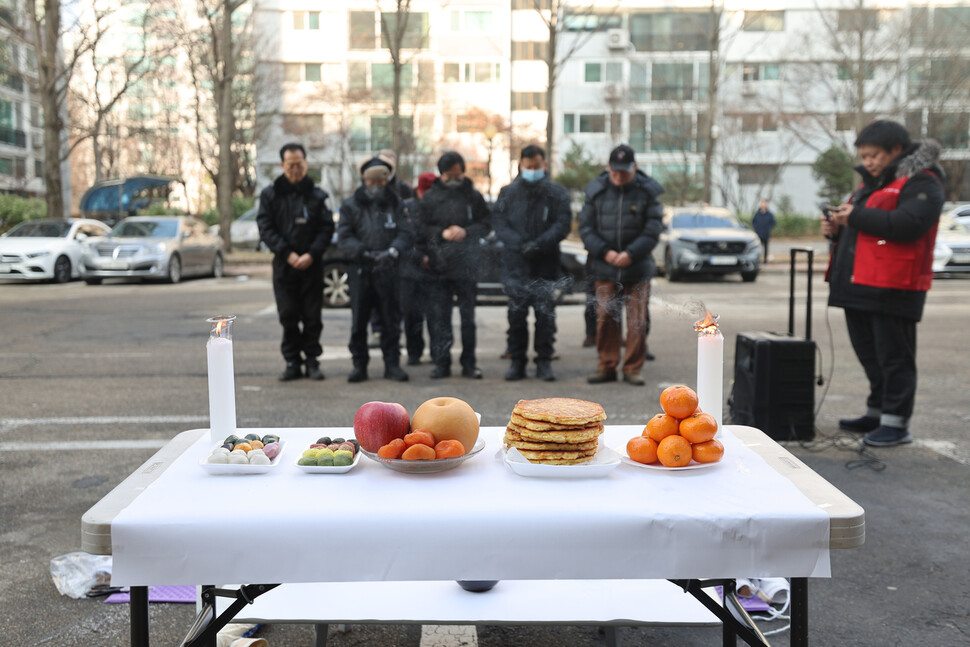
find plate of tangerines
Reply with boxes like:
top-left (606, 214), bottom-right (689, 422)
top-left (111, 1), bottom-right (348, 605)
top-left (621, 385), bottom-right (724, 471)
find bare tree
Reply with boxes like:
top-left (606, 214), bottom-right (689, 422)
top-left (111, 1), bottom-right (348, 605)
top-left (379, 0), bottom-right (425, 159)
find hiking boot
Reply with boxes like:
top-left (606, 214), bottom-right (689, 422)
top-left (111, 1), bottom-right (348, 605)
top-left (586, 369), bottom-right (617, 384)
top-left (384, 365), bottom-right (409, 382)
top-left (347, 366), bottom-right (368, 383)
top-left (278, 362), bottom-right (303, 382)
top-left (461, 366), bottom-right (483, 379)
top-left (622, 372), bottom-right (645, 386)
top-left (505, 360), bottom-right (527, 381)
top-left (839, 415), bottom-right (880, 433)
top-left (535, 359), bottom-right (556, 382)
top-left (305, 362), bottom-right (325, 381)
top-left (863, 425), bottom-right (912, 447)
top-left (430, 365), bottom-right (451, 379)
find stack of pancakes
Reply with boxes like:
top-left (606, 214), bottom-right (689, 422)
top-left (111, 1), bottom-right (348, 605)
top-left (504, 398), bottom-right (607, 465)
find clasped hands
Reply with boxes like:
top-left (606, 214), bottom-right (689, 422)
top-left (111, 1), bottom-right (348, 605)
top-left (287, 252), bottom-right (313, 270)
top-left (441, 225), bottom-right (467, 242)
top-left (604, 249), bottom-right (633, 268)
top-left (362, 249), bottom-right (395, 266)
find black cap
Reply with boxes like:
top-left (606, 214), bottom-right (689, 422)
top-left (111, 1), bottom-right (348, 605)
top-left (608, 145), bottom-right (636, 173)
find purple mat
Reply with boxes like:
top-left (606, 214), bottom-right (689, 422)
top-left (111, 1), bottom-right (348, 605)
top-left (105, 585), bottom-right (196, 604)
top-left (715, 586), bottom-right (772, 612)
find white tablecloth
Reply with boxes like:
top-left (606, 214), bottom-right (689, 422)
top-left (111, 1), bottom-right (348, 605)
top-left (110, 426), bottom-right (830, 586)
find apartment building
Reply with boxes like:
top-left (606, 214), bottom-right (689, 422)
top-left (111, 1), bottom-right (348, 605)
top-left (0, 0), bottom-right (46, 198)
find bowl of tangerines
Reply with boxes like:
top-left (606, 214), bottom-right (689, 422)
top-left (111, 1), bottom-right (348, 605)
top-left (624, 385), bottom-right (724, 470)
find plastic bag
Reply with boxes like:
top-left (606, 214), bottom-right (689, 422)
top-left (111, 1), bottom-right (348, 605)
top-left (50, 552), bottom-right (112, 599)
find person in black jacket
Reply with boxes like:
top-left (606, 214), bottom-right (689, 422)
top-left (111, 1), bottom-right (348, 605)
top-left (337, 156), bottom-right (413, 383)
top-left (257, 142), bottom-right (334, 381)
top-left (579, 145), bottom-right (664, 386)
top-left (399, 171), bottom-right (437, 365)
top-left (494, 145), bottom-right (572, 381)
top-left (417, 151), bottom-right (492, 379)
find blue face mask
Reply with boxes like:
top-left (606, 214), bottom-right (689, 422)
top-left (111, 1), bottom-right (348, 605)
top-left (520, 168), bottom-right (545, 183)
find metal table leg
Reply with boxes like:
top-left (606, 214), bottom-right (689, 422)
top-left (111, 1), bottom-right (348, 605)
top-left (130, 586), bottom-right (150, 647)
top-left (791, 578), bottom-right (808, 646)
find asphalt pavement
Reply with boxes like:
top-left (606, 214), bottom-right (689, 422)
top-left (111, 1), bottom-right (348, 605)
top-left (1, 251), bottom-right (968, 647)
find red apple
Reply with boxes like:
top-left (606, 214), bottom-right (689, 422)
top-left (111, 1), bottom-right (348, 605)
top-left (353, 401), bottom-right (411, 452)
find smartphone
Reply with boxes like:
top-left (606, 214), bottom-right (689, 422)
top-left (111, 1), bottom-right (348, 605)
top-left (818, 201), bottom-right (834, 222)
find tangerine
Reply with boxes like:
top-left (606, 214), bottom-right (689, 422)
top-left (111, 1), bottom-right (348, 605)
top-left (434, 439), bottom-right (465, 459)
top-left (404, 429), bottom-right (436, 447)
top-left (377, 438), bottom-right (406, 459)
top-left (659, 385), bottom-right (699, 419)
top-left (692, 439), bottom-right (724, 463)
top-left (644, 413), bottom-right (681, 442)
top-left (657, 435), bottom-right (692, 467)
top-left (402, 443), bottom-right (436, 460)
top-left (679, 412), bottom-right (718, 444)
top-left (626, 436), bottom-right (659, 464)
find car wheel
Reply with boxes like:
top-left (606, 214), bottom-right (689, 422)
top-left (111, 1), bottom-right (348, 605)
top-left (665, 249), bottom-right (682, 282)
top-left (53, 255), bottom-right (72, 283)
top-left (167, 254), bottom-right (182, 284)
top-left (741, 270), bottom-right (759, 282)
top-left (84, 277), bottom-right (102, 285)
top-left (323, 262), bottom-right (351, 308)
top-left (211, 253), bottom-right (224, 278)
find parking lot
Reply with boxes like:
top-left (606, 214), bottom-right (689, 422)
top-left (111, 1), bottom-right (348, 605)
top-left (1, 261), bottom-right (968, 646)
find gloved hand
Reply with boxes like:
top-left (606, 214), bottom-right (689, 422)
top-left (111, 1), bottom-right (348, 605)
top-left (521, 241), bottom-right (542, 260)
top-left (361, 250), bottom-right (380, 264)
top-left (371, 250), bottom-right (394, 267)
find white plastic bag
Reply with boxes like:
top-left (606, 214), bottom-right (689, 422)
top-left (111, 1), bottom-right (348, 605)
top-left (50, 552), bottom-right (112, 599)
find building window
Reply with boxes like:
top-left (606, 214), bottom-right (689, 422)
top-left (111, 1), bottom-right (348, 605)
top-left (563, 10), bottom-right (621, 32)
top-left (652, 63), bottom-right (694, 100)
top-left (563, 114), bottom-right (574, 134)
top-left (450, 10), bottom-right (492, 31)
top-left (442, 61), bottom-right (501, 83)
top-left (563, 114), bottom-right (606, 133)
top-left (584, 62), bottom-right (622, 84)
top-left (584, 63), bottom-right (601, 83)
top-left (370, 115), bottom-right (414, 151)
top-left (349, 11), bottom-right (375, 50)
top-left (743, 64), bottom-right (781, 82)
top-left (512, 0), bottom-right (551, 10)
top-left (444, 62), bottom-right (460, 83)
top-left (837, 9), bottom-right (879, 32)
top-left (304, 63), bottom-right (321, 82)
top-left (651, 114), bottom-right (691, 151)
top-left (512, 41), bottom-right (548, 61)
top-left (929, 112), bottom-right (970, 149)
top-left (629, 114), bottom-right (647, 152)
top-left (372, 62), bottom-right (413, 99)
top-left (835, 113), bottom-right (877, 132)
top-left (513, 92), bottom-right (546, 111)
top-left (348, 61), bottom-right (367, 90)
top-left (34, 159), bottom-right (44, 178)
top-left (282, 114), bottom-right (324, 135)
top-left (381, 12), bottom-right (429, 50)
top-left (293, 11), bottom-right (320, 30)
top-left (736, 164), bottom-right (781, 185)
top-left (0, 157), bottom-right (12, 175)
top-left (837, 64), bottom-right (874, 81)
top-left (742, 11), bottom-right (784, 32)
top-left (631, 11), bottom-right (712, 52)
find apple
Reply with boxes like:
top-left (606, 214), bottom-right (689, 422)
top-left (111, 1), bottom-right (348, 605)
top-left (411, 397), bottom-right (479, 453)
top-left (353, 401), bottom-right (411, 452)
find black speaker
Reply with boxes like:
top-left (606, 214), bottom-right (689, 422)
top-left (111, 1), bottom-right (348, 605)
top-left (730, 331), bottom-right (815, 441)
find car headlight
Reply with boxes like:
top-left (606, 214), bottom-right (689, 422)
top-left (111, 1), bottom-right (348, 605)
top-left (148, 242), bottom-right (167, 254)
top-left (26, 250), bottom-right (51, 258)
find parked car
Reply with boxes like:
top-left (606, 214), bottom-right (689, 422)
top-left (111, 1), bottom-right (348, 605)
top-left (0, 218), bottom-right (111, 283)
top-left (943, 203), bottom-right (970, 229)
top-left (653, 206), bottom-right (761, 282)
top-left (933, 215), bottom-right (970, 275)
top-left (80, 216), bottom-right (224, 284)
top-left (210, 206), bottom-right (267, 251)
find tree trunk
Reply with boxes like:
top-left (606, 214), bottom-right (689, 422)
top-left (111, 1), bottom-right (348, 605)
top-left (34, 0), bottom-right (67, 219)
top-left (703, 3), bottom-right (719, 204)
top-left (545, 16), bottom-right (557, 170)
top-left (392, 62), bottom-right (402, 155)
top-left (217, 0), bottom-right (235, 251)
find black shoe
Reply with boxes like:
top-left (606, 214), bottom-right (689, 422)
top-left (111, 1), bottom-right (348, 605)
top-left (462, 366), bottom-right (483, 379)
top-left (348, 366), bottom-right (368, 383)
top-left (500, 349), bottom-right (512, 359)
top-left (430, 365), bottom-right (451, 379)
top-left (505, 361), bottom-right (527, 381)
top-left (384, 365), bottom-right (409, 382)
top-left (279, 362), bottom-right (303, 381)
top-left (839, 415), bottom-right (880, 433)
top-left (407, 356), bottom-right (422, 366)
top-left (586, 370), bottom-right (617, 384)
top-left (863, 425), bottom-right (912, 447)
top-left (622, 372), bottom-right (645, 386)
top-left (645, 351), bottom-right (656, 361)
top-left (305, 363), bottom-right (325, 381)
top-left (536, 360), bottom-right (556, 382)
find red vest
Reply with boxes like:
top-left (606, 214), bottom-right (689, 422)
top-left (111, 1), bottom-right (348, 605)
top-left (851, 173), bottom-right (939, 291)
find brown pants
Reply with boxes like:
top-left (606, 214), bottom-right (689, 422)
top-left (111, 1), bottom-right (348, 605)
top-left (594, 280), bottom-right (650, 375)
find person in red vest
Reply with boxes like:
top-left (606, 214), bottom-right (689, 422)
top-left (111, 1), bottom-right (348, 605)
top-left (822, 121), bottom-right (944, 447)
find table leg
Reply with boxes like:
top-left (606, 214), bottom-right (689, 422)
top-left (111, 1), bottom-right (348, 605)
top-left (314, 623), bottom-right (329, 647)
top-left (130, 586), bottom-right (149, 647)
top-left (791, 577), bottom-right (808, 646)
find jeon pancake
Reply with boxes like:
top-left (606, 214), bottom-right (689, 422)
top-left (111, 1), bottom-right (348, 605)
top-left (512, 398), bottom-right (607, 425)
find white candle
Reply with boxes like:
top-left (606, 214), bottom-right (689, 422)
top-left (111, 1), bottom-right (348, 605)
top-left (206, 336), bottom-right (237, 443)
top-left (696, 330), bottom-right (724, 432)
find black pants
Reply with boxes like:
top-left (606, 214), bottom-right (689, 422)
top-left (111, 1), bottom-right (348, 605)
top-left (844, 308), bottom-right (917, 424)
top-left (760, 236), bottom-right (770, 262)
top-left (506, 279), bottom-right (556, 362)
top-left (584, 279), bottom-right (597, 339)
top-left (401, 277), bottom-right (427, 361)
top-left (349, 266), bottom-right (401, 367)
top-left (426, 278), bottom-right (477, 371)
top-left (273, 265), bottom-right (324, 364)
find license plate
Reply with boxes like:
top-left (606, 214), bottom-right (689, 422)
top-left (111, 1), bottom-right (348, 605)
top-left (0, 263), bottom-right (10, 273)
top-left (101, 261), bottom-right (129, 270)
top-left (709, 256), bottom-right (738, 266)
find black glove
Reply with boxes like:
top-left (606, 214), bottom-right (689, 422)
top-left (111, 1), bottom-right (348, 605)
top-left (372, 250), bottom-right (394, 267)
top-left (521, 241), bottom-right (542, 260)
top-left (361, 250), bottom-right (380, 264)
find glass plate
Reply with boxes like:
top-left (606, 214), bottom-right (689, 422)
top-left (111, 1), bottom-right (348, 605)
top-left (294, 451), bottom-right (361, 474)
top-left (360, 438), bottom-right (486, 473)
top-left (503, 444), bottom-right (621, 478)
top-left (200, 440), bottom-right (286, 475)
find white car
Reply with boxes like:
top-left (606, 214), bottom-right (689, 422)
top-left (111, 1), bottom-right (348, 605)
top-left (933, 215), bottom-right (970, 275)
top-left (0, 218), bottom-right (112, 283)
top-left (943, 204), bottom-right (970, 229)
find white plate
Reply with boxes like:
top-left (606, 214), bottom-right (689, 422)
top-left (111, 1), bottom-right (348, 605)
top-left (619, 455), bottom-right (721, 471)
top-left (361, 438), bottom-right (486, 474)
top-left (294, 450), bottom-right (361, 474)
top-left (503, 443), bottom-right (621, 478)
top-left (199, 440), bottom-right (286, 475)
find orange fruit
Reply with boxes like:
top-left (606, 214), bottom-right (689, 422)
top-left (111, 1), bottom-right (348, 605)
top-left (644, 413), bottom-right (681, 442)
top-left (626, 436), bottom-right (659, 464)
top-left (402, 443), bottom-right (436, 460)
top-left (377, 438), bottom-right (407, 459)
top-left (679, 412), bottom-right (718, 444)
top-left (404, 430), bottom-right (436, 447)
top-left (692, 439), bottom-right (724, 463)
top-left (657, 435), bottom-right (692, 467)
top-left (434, 439), bottom-right (465, 459)
top-left (659, 385), bottom-right (699, 419)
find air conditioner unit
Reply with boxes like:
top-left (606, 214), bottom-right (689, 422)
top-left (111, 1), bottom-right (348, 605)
top-left (741, 82), bottom-right (757, 97)
top-left (606, 28), bottom-right (629, 50)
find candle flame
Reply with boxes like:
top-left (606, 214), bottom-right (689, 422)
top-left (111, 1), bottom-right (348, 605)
top-left (215, 320), bottom-right (223, 336)
top-left (693, 311), bottom-right (720, 335)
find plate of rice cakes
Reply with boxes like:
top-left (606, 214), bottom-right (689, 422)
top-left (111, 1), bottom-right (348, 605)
top-left (502, 398), bottom-right (620, 478)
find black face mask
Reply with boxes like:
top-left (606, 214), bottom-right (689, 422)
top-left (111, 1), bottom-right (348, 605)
top-left (364, 185), bottom-right (384, 198)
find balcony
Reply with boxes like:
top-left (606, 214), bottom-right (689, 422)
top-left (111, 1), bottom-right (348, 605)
top-left (1, 72), bottom-right (24, 92)
top-left (0, 127), bottom-right (27, 148)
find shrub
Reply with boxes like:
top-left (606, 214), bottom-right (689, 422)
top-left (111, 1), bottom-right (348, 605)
top-left (0, 194), bottom-right (47, 234)
top-left (202, 196), bottom-right (255, 227)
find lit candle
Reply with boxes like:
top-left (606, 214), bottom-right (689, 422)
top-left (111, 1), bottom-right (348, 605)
top-left (694, 313), bottom-right (723, 432)
top-left (206, 315), bottom-right (237, 443)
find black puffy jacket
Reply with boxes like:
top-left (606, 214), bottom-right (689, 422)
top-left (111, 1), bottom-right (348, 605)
top-left (578, 170), bottom-right (664, 283)
top-left (493, 175), bottom-right (572, 282)
top-left (337, 186), bottom-right (412, 263)
top-left (257, 175), bottom-right (333, 269)
top-left (417, 177), bottom-right (491, 281)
